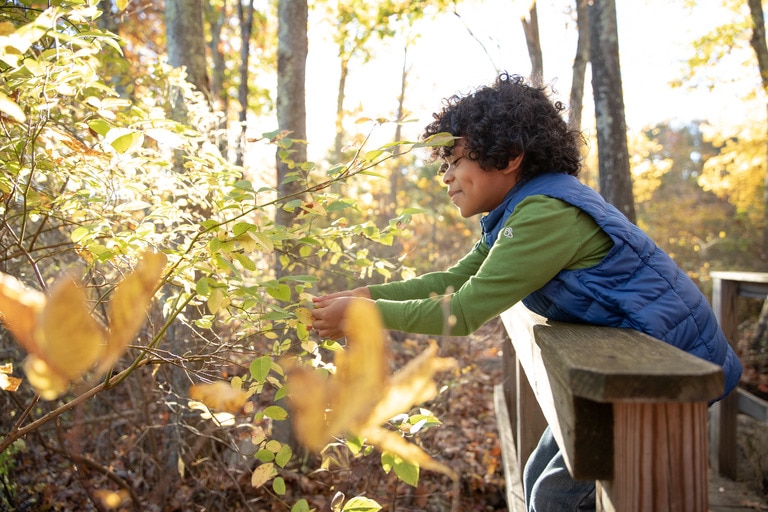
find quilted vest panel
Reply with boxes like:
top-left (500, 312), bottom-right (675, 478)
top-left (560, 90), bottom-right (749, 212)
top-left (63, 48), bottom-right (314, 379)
top-left (483, 173), bottom-right (741, 399)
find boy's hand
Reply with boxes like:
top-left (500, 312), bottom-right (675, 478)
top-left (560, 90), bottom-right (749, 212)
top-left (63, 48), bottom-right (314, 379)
top-left (311, 287), bottom-right (372, 340)
top-left (312, 287), bottom-right (371, 304)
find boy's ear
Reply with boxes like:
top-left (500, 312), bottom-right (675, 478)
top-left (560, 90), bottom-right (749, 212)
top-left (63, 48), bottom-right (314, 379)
top-left (501, 153), bottom-right (524, 175)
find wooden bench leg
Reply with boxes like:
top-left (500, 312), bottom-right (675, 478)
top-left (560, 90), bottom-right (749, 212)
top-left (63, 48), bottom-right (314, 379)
top-left (598, 402), bottom-right (709, 512)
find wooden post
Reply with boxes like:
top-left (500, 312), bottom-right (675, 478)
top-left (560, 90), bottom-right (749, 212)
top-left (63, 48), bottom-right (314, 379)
top-left (710, 275), bottom-right (740, 479)
top-left (599, 402), bottom-right (709, 512)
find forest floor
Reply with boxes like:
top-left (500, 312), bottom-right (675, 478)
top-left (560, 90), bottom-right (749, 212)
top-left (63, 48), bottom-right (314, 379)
top-left (3, 319), bottom-right (509, 512)
top-left (6, 314), bottom-right (767, 511)
top-left (254, 318), bottom-right (511, 512)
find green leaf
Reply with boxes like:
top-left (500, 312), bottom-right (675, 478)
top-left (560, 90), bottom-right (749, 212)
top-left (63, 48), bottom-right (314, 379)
top-left (345, 435), bottom-right (364, 455)
top-left (70, 226), bottom-right (91, 243)
top-left (394, 459), bottom-right (420, 487)
top-left (254, 449), bottom-right (275, 463)
top-left (233, 221), bottom-right (254, 237)
top-left (234, 252), bottom-right (256, 271)
top-left (263, 405), bottom-right (288, 421)
top-left (87, 118), bottom-right (112, 136)
top-left (250, 356), bottom-right (271, 382)
top-left (195, 278), bottom-right (211, 296)
top-left (266, 283), bottom-right (291, 301)
top-left (342, 496), bottom-right (383, 512)
top-left (291, 499), bottom-right (310, 512)
top-left (381, 452), bottom-right (419, 487)
top-left (107, 128), bottom-right (143, 153)
top-left (272, 476), bottom-right (286, 495)
top-left (275, 444), bottom-right (292, 468)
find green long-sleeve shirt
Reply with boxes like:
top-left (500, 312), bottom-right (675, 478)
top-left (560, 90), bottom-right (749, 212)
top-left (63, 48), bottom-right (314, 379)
top-left (368, 195), bottom-right (613, 336)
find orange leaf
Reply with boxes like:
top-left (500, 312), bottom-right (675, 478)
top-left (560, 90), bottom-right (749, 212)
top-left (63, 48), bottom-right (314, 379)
top-left (101, 250), bottom-right (166, 371)
top-left (0, 362), bottom-right (21, 392)
top-left (0, 250), bottom-right (166, 399)
top-left (287, 298), bottom-right (457, 480)
top-left (189, 381), bottom-right (249, 414)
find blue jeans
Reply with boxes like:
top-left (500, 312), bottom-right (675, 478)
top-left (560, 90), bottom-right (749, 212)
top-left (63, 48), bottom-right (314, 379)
top-left (523, 427), bottom-right (596, 511)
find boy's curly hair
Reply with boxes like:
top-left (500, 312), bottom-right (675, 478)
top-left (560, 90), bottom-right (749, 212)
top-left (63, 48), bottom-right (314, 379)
top-left (422, 72), bottom-right (584, 181)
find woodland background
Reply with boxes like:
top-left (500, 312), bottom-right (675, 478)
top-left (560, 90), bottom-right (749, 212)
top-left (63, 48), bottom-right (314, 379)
top-left (1, 0), bottom-right (768, 511)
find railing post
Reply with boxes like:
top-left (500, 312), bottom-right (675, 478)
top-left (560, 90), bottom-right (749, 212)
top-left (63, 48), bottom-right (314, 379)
top-left (599, 402), bottom-right (709, 512)
top-left (710, 276), bottom-right (739, 479)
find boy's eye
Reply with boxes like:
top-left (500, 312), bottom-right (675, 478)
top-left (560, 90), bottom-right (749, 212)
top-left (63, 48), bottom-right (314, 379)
top-left (437, 156), bottom-right (463, 176)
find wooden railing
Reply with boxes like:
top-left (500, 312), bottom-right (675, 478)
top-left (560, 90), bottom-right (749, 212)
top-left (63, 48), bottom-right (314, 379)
top-left (709, 271), bottom-right (768, 479)
top-left (494, 302), bottom-right (725, 512)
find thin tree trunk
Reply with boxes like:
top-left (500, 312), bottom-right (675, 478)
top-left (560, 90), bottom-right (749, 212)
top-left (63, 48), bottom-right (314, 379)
top-left (334, 58), bottom-right (349, 162)
top-left (236, 0), bottom-right (255, 166)
top-left (389, 45), bottom-right (409, 218)
top-left (589, 0), bottom-right (635, 222)
top-left (747, 0), bottom-right (768, 259)
top-left (568, 0), bottom-right (589, 132)
top-left (210, 0), bottom-right (229, 155)
top-left (275, 0), bottom-right (308, 276)
top-left (166, 0), bottom-right (210, 102)
top-left (521, 2), bottom-right (543, 83)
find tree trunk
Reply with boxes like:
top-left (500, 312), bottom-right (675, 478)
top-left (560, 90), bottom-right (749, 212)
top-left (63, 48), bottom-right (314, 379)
top-left (334, 57), bottom-right (349, 162)
top-left (389, 45), bottom-right (409, 219)
top-left (568, 0), bottom-right (589, 132)
top-left (210, 0), bottom-right (229, 155)
top-left (746, 0), bottom-right (768, 259)
top-left (521, 2), bottom-right (543, 84)
top-left (236, 0), bottom-right (255, 166)
top-left (275, 0), bottom-right (308, 277)
top-left (589, 0), bottom-right (635, 223)
top-left (165, 0), bottom-right (210, 102)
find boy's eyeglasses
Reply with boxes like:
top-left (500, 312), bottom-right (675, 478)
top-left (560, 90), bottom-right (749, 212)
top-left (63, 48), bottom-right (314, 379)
top-left (438, 156), bottom-right (464, 176)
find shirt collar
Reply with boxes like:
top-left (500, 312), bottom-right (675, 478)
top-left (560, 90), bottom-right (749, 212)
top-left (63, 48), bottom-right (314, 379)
top-left (480, 182), bottom-right (522, 245)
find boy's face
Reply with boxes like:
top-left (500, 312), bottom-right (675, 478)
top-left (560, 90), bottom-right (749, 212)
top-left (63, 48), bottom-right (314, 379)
top-left (441, 141), bottom-right (521, 218)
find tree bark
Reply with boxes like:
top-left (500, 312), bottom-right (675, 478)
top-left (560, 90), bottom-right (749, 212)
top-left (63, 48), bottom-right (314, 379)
top-left (589, 0), bottom-right (635, 223)
top-left (165, 0), bottom-right (210, 99)
top-left (236, 0), bottom-right (255, 166)
top-left (521, 2), bottom-right (543, 84)
top-left (210, 0), bottom-right (229, 154)
top-left (746, 0), bottom-right (768, 258)
top-left (275, 0), bottom-right (308, 276)
top-left (334, 57), bottom-right (349, 162)
top-left (568, 0), bottom-right (589, 132)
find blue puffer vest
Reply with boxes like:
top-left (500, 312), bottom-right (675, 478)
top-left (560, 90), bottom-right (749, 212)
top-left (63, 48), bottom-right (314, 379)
top-left (482, 173), bottom-right (741, 399)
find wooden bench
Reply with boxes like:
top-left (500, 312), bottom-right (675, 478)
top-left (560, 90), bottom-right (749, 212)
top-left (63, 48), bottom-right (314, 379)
top-left (494, 302), bottom-right (725, 512)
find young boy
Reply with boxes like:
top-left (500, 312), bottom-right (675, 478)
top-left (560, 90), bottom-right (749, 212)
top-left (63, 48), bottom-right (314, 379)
top-left (311, 72), bottom-right (742, 511)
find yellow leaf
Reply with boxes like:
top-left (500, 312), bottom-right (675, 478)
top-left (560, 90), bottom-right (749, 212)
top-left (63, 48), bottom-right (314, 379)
top-left (0, 21), bottom-right (14, 36)
top-left (0, 250), bottom-right (165, 399)
top-left (189, 381), bottom-right (249, 413)
top-left (364, 340), bottom-right (456, 428)
top-left (101, 250), bottom-right (166, 371)
top-left (0, 91), bottom-right (25, 123)
top-left (288, 299), bottom-right (388, 451)
top-left (93, 488), bottom-right (130, 509)
top-left (0, 362), bottom-right (21, 392)
top-left (288, 299), bottom-right (457, 480)
top-left (30, 277), bottom-right (107, 399)
top-left (0, 273), bottom-right (46, 355)
top-left (251, 462), bottom-right (277, 488)
top-left (294, 306), bottom-right (313, 325)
